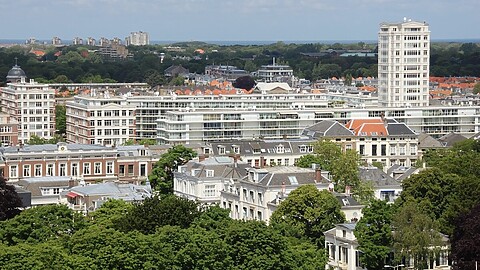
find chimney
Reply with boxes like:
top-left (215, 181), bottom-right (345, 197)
top-left (198, 154), bottom-right (206, 162)
top-left (281, 181), bottom-right (286, 195)
top-left (315, 168), bottom-right (322, 183)
top-left (68, 179), bottom-right (75, 187)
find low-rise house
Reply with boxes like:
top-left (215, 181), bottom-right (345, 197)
top-left (62, 181), bottom-right (152, 213)
top-left (174, 156), bottom-right (360, 223)
top-left (324, 223), bottom-right (451, 270)
top-left (303, 118), bottom-right (420, 169)
top-left (359, 166), bottom-right (402, 203)
top-left (16, 176), bottom-right (72, 206)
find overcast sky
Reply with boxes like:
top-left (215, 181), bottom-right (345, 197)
top-left (1, 0), bottom-right (479, 42)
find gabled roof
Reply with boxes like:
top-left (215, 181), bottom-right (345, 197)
top-left (359, 167), bottom-right (401, 187)
top-left (387, 122), bottom-right (417, 136)
top-left (438, 132), bottom-right (467, 148)
top-left (302, 120), bottom-right (354, 138)
top-left (418, 133), bottom-right (443, 149)
top-left (253, 166), bottom-right (328, 187)
top-left (255, 82), bottom-right (292, 92)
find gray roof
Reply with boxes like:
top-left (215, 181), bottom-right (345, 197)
top-left (359, 166), bottom-right (401, 187)
top-left (210, 139), bottom-right (316, 156)
top-left (254, 166), bottom-right (329, 187)
top-left (6, 65), bottom-right (26, 80)
top-left (175, 156), bottom-right (251, 181)
top-left (438, 132), bottom-right (467, 147)
top-left (17, 176), bottom-right (71, 197)
top-left (302, 120), bottom-right (354, 138)
top-left (387, 165), bottom-right (419, 181)
top-left (386, 122), bottom-right (417, 136)
top-left (69, 182), bottom-right (151, 198)
top-left (418, 133), bottom-right (443, 149)
top-left (1, 143), bottom-right (112, 154)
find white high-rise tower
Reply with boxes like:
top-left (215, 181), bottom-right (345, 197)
top-left (378, 19), bottom-right (430, 107)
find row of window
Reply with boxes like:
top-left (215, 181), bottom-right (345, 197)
top-left (9, 162), bottom-right (115, 178)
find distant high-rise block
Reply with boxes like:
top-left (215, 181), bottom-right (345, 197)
top-left (378, 19), bottom-right (430, 107)
top-left (125, 31), bottom-right (149, 46)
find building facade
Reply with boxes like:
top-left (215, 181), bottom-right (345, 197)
top-left (125, 31), bottom-right (149, 46)
top-left (378, 19), bottom-right (430, 107)
top-left (66, 93), bottom-right (136, 146)
top-left (0, 66), bottom-right (56, 144)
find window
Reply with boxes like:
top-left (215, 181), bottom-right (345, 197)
top-left (59, 163), bottom-right (66, 176)
top-left (205, 185), bottom-right (216, 197)
top-left (390, 145), bottom-right (397, 155)
top-left (35, 164), bottom-right (42, 176)
top-left (9, 165), bottom-right (18, 178)
top-left (381, 145), bottom-right (387, 156)
top-left (258, 192), bottom-right (263, 204)
top-left (94, 162), bottom-right (101, 174)
top-left (218, 146), bottom-right (225, 155)
top-left (71, 163), bottom-right (79, 176)
top-left (206, 170), bottom-right (214, 177)
top-left (140, 164), bottom-right (146, 176)
top-left (359, 145), bottom-right (365, 155)
top-left (83, 163), bottom-right (91, 175)
top-left (23, 165), bottom-right (31, 177)
top-left (47, 164), bottom-right (55, 176)
top-left (106, 162), bottom-right (113, 174)
top-left (128, 164), bottom-right (134, 175)
top-left (372, 145), bottom-right (377, 156)
top-left (119, 165), bottom-right (125, 176)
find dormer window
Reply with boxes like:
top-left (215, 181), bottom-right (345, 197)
top-left (299, 145), bottom-right (307, 153)
top-left (206, 170), bottom-right (214, 178)
top-left (218, 146), bottom-right (225, 155)
top-left (276, 144), bottom-right (284, 154)
top-left (232, 145), bottom-right (240, 154)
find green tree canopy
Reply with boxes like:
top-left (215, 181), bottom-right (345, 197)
top-left (117, 195), bottom-right (202, 234)
top-left (393, 201), bottom-right (443, 270)
top-left (354, 200), bottom-right (394, 270)
top-left (149, 145), bottom-right (197, 194)
top-left (0, 204), bottom-right (87, 246)
top-left (55, 104), bottom-right (66, 135)
top-left (270, 185), bottom-right (345, 245)
top-left (451, 202), bottom-right (480, 270)
top-left (0, 177), bottom-right (23, 221)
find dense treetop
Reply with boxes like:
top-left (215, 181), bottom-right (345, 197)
top-left (1, 42), bottom-right (478, 87)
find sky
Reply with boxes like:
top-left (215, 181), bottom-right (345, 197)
top-left (1, 0), bottom-right (479, 42)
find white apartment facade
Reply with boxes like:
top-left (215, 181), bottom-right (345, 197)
top-left (0, 79), bottom-right (56, 144)
top-left (66, 94), bottom-right (136, 146)
top-left (125, 31), bottom-right (149, 46)
top-left (65, 91), bottom-right (480, 145)
top-left (378, 19), bottom-right (430, 107)
top-left (256, 61), bottom-right (294, 83)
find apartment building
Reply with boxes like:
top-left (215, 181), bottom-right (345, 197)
top-left (66, 93), bottom-right (136, 146)
top-left (0, 112), bottom-right (18, 146)
top-left (378, 19), bottom-right (430, 107)
top-left (256, 58), bottom-right (294, 83)
top-left (125, 31), bottom-right (149, 46)
top-left (0, 66), bottom-right (56, 144)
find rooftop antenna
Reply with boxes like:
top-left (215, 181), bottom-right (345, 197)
top-left (14, 57), bottom-right (18, 66)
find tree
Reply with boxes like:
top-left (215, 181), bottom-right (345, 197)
top-left (393, 201), bottom-right (443, 270)
top-left (331, 149), bottom-right (361, 193)
top-left (88, 199), bottom-right (133, 229)
top-left (0, 204), bottom-right (87, 245)
top-left (311, 140), bottom-right (343, 172)
top-left (270, 185), bottom-right (345, 245)
top-left (169, 75), bottom-right (185, 86)
top-left (294, 154), bottom-right (323, 168)
top-left (138, 138), bottom-right (156, 145)
top-left (149, 145), bottom-right (197, 194)
top-left (233, 76), bottom-right (255, 90)
top-left (354, 200), bottom-right (394, 270)
top-left (0, 177), bottom-right (23, 221)
top-left (27, 134), bottom-right (64, 145)
top-left (55, 104), bottom-right (66, 135)
top-left (398, 168), bottom-right (458, 233)
top-left (117, 195), bottom-right (202, 234)
top-left (474, 83), bottom-right (480, 95)
top-left (451, 203), bottom-right (480, 270)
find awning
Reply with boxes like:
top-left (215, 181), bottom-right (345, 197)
top-left (66, 192), bottom-right (79, 198)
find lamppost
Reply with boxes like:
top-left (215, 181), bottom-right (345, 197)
top-left (384, 264), bottom-right (404, 270)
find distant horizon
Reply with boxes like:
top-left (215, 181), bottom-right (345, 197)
top-left (1, 38), bottom-right (480, 47)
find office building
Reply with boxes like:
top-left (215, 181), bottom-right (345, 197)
top-left (378, 19), bottom-right (430, 107)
